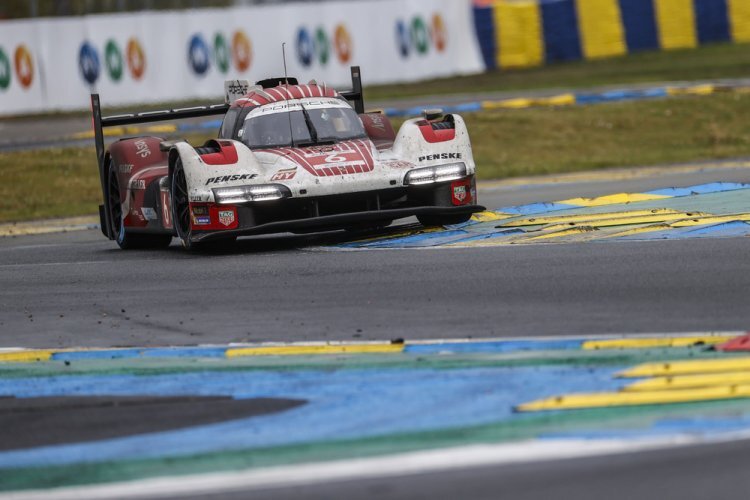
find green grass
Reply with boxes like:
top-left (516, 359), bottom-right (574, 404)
top-left (0, 147), bottom-right (101, 223)
top-left (3, 93), bottom-right (750, 223)
top-left (468, 92), bottom-right (750, 178)
top-left (366, 42), bottom-right (750, 101)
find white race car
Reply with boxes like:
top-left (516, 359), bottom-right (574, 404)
top-left (92, 67), bottom-right (483, 250)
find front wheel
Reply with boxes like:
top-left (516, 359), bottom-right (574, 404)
top-left (417, 213), bottom-right (472, 227)
top-left (107, 161), bottom-right (172, 250)
top-left (171, 158), bottom-right (194, 249)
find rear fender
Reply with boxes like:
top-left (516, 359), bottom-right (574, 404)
top-left (107, 136), bottom-right (168, 229)
top-left (360, 112), bottom-right (396, 150)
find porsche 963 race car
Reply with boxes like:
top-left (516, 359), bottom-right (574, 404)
top-left (92, 67), bottom-right (484, 249)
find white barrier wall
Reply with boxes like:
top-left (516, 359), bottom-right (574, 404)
top-left (0, 0), bottom-right (485, 115)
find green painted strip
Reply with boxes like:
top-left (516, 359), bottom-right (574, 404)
top-left (5, 396), bottom-right (750, 492)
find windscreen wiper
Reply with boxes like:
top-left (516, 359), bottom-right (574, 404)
top-left (299, 104), bottom-right (319, 144)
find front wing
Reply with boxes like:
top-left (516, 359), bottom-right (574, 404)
top-left (192, 204), bottom-right (483, 242)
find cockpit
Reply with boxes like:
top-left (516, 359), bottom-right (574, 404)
top-left (219, 100), bottom-right (366, 149)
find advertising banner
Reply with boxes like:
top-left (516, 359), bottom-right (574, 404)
top-left (0, 0), bottom-right (485, 115)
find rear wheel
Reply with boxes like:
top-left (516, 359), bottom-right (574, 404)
top-left (107, 161), bottom-right (172, 250)
top-left (417, 213), bottom-right (472, 227)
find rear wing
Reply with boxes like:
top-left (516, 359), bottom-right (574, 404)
top-left (91, 66), bottom-right (365, 239)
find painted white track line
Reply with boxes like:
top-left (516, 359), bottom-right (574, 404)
top-left (4, 431), bottom-right (750, 500)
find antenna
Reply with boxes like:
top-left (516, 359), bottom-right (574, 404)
top-left (282, 42), bottom-right (290, 85)
top-left (282, 42), bottom-right (295, 147)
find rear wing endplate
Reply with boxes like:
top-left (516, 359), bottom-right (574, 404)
top-left (340, 66), bottom-right (365, 114)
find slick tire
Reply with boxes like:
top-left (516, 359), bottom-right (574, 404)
top-left (107, 160), bottom-right (172, 250)
top-left (171, 158), bottom-right (196, 250)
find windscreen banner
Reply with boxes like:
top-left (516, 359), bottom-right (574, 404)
top-left (0, 0), bottom-right (485, 115)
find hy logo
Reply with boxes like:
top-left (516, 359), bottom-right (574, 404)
top-left (188, 31), bottom-right (251, 76)
top-left (296, 24), bottom-right (351, 68)
top-left (396, 13), bottom-right (446, 58)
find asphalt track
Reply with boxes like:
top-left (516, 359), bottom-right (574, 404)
top-left (2, 165), bottom-right (750, 348)
top-left (2, 164), bottom-right (750, 499)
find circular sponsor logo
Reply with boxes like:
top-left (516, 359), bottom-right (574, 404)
top-left (231, 30), bottom-right (252, 72)
top-left (188, 34), bottom-right (210, 75)
top-left (14, 45), bottom-right (33, 88)
top-left (431, 14), bottom-right (446, 52)
top-left (214, 33), bottom-right (229, 73)
top-left (0, 47), bottom-right (10, 90)
top-left (411, 16), bottom-right (429, 55)
top-left (334, 24), bottom-right (352, 64)
top-left (396, 14), bottom-right (447, 58)
top-left (315, 27), bottom-right (329, 65)
top-left (126, 38), bottom-right (146, 80)
top-left (79, 41), bottom-right (100, 85)
top-left (105, 39), bottom-right (123, 82)
top-left (396, 20), bottom-right (410, 58)
top-left (296, 28), bottom-right (314, 68)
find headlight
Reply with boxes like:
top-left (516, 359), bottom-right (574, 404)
top-left (212, 184), bottom-right (290, 204)
top-left (404, 163), bottom-right (466, 185)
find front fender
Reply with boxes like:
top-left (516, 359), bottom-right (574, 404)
top-left (170, 140), bottom-right (263, 203)
top-left (390, 115), bottom-right (476, 176)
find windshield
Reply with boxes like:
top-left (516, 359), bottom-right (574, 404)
top-left (239, 105), bottom-right (366, 149)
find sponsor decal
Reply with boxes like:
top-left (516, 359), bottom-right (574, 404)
top-left (296, 24), bottom-right (352, 68)
top-left (0, 47), bottom-right (10, 90)
top-left (418, 152), bottom-right (462, 162)
top-left (382, 160), bottom-right (414, 169)
top-left (205, 173), bottom-right (257, 185)
top-left (232, 31), bottom-right (252, 72)
top-left (14, 45), bottom-right (33, 89)
top-left (432, 14), bottom-right (447, 52)
top-left (0, 43), bottom-right (36, 92)
top-left (141, 207), bottom-right (158, 220)
top-left (129, 179), bottom-right (146, 190)
top-left (271, 168), bottom-right (297, 181)
top-left (334, 25), bottom-right (352, 64)
top-left (79, 42), bottom-right (100, 85)
top-left (214, 33), bottom-right (230, 74)
top-left (118, 164), bottom-right (133, 174)
top-left (105, 40), bottom-right (123, 82)
top-left (453, 185), bottom-right (466, 202)
top-left (191, 205), bottom-right (210, 225)
top-left (396, 13), bottom-right (447, 58)
top-left (79, 39), bottom-right (146, 85)
top-left (126, 38), bottom-right (146, 80)
top-left (367, 113), bottom-right (388, 132)
top-left (188, 34), bottom-right (210, 76)
top-left (218, 210), bottom-right (235, 227)
top-left (296, 28), bottom-right (314, 67)
top-left (134, 139), bottom-right (151, 158)
top-left (283, 141), bottom-right (375, 177)
top-left (451, 179), bottom-right (472, 206)
top-left (161, 191), bottom-right (172, 227)
top-left (189, 31), bottom-right (252, 76)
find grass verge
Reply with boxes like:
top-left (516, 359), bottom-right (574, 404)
top-left (367, 42), bottom-right (750, 101)
top-left (3, 92), bottom-right (750, 223)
